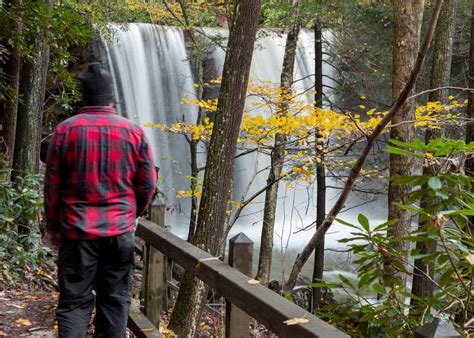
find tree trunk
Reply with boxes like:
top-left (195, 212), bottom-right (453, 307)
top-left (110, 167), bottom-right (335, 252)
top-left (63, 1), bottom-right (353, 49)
top-left (12, 18), bottom-right (50, 182)
top-left (184, 28), bottom-right (205, 242)
top-left (168, 1), bottom-right (261, 336)
top-left (384, 0), bottom-right (425, 286)
top-left (256, 0), bottom-right (300, 286)
top-left (466, 1), bottom-right (474, 186)
top-left (311, 20), bottom-right (325, 312)
top-left (188, 135), bottom-right (199, 241)
top-left (0, 0), bottom-right (23, 168)
top-left (410, 0), bottom-right (457, 313)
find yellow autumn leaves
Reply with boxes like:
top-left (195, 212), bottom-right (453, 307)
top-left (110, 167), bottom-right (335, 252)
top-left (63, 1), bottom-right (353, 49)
top-left (148, 119), bottom-right (213, 141)
top-left (146, 79), bottom-right (465, 196)
top-left (125, 0), bottom-right (179, 23)
top-left (240, 108), bottom-right (352, 143)
top-left (149, 79), bottom-right (464, 146)
top-left (124, 0), bottom-right (216, 26)
top-left (414, 99), bottom-right (466, 128)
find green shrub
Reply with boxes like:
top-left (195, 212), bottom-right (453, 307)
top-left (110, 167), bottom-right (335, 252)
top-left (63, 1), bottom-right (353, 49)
top-left (314, 138), bottom-right (474, 337)
top-left (0, 164), bottom-right (50, 287)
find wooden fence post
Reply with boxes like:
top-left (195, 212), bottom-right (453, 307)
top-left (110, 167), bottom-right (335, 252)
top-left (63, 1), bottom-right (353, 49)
top-left (226, 233), bottom-right (253, 338)
top-left (142, 204), bottom-right (166, 327)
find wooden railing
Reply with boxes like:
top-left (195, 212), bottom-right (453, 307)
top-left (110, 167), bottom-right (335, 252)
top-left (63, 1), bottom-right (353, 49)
top-left (128, 205), bottom-right (348, 338)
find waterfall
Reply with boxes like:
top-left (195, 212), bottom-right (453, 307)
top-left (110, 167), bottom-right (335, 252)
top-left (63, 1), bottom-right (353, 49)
top-left (99, 23), bottom-right (386, 283)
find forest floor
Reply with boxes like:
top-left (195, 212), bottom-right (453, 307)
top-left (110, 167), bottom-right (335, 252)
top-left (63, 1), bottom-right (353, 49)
top-left (1, 275), bottom-right (269, 338)
top-left (0, 280), bottom-right (233, 338)
top-left (0, 285), bottom-right (146, 337)
top-left (0, 240), bottom-right (237, 338)
top-left (0, 287), bottom-right (58, 337)
top-left (1, 238), bottom-right (59, 337)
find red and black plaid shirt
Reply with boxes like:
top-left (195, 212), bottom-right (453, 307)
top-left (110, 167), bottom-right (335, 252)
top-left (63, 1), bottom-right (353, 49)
top-left (44, 106), bottom-right (157, 239)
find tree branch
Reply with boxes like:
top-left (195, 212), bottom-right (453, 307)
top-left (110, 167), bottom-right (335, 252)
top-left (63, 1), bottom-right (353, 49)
top-left (283, 0), bottom-right (445, 293)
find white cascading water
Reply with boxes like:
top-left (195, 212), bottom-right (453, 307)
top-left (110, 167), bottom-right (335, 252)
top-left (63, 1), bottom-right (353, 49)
top-left (99, 24), bottom-right (387, 285)
top-left (100, 25), bottom-right (198, 209)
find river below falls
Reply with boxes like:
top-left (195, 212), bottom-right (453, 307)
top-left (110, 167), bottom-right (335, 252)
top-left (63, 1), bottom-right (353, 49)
top-left (166, 190), bottom-right (388, 301)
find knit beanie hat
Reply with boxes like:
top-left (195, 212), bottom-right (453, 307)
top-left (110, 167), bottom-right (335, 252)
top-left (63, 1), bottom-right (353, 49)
top-left (78, 63), bottom-right (114, 106)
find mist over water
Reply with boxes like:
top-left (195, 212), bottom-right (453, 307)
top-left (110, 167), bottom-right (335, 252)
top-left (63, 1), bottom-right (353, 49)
top-left (100, 23), bottom-right (387, 284)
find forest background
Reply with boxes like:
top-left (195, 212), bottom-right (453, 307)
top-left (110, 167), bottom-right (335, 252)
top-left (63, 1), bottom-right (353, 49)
top-left (0, 0), bottom-right (473, 336)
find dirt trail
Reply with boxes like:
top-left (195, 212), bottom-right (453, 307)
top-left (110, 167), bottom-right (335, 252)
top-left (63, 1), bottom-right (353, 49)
top-left (0, 289), bottom-right (58, 337)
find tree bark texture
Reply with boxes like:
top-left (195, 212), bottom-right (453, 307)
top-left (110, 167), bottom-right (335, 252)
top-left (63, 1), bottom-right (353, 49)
top-left (282, 0), bottom-right (444, 293)
top-left (466, 1), bottom-right (474, 181)
top-left (12, 21), bottom-right (50, 181)
top-left (188, 135), bottom-right (199, 241)
top-left (0, 0), bottom-right (23, 168)
top-left (256, 0), bottom-right (300, 286)
top-left (311, 20), bottom-right (325, 312)
top-left (168, 1), bottom-right (262, 336)
top-left (410, 0), bottom-right (457, 311)
top-left (385, 0), bottom-right (425, 286)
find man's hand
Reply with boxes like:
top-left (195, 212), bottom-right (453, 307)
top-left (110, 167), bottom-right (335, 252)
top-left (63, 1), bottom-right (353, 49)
top-left (45, 230), bottom-right (61, 251)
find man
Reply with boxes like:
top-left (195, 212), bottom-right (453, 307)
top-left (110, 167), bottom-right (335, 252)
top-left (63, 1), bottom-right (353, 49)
top-left (44, 63), bottom-right (157, 337)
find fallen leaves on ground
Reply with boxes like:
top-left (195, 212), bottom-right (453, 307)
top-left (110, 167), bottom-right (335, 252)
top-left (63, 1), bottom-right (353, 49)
top-left (0, 288), bottom-right (58, 336)
top-left (16, 318), bottom-right (32, 327)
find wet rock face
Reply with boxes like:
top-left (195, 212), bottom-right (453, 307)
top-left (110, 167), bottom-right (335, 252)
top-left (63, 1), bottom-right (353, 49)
top-left (268, 280), bottom-right (281, 292)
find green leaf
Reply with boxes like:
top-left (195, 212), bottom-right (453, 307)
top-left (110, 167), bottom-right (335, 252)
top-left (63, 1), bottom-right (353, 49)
top-left (373, 220), bottom-right (395, 232)
top-left (359, 311), bottom-right (378, 322)
top-left (428, 177), bottom-right (442, 190)
top-left (386, 146), bottom-right (422, 158)
top-left (387, 308), bottom-right (398, 317)
top-left (358, 273), bottom-right (373, 289)
top-left (335, 218), bottom-right (359, 229)
top-left (372, 282), bottom-right (384, 294)
top-left (445, 208), bottom-right (474, 216)
top-left (358, 214), bottom-right (370, 232)
top-left (396, 203), bottom-right (430, 216)
top-left (434, 190), bottom-right (449, 200)
top-left (338, 274), bottom-right (354, 288)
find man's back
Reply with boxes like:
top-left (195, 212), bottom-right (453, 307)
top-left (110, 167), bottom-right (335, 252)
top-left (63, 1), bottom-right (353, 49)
top-left (44, 106), bottom-right (157, 239)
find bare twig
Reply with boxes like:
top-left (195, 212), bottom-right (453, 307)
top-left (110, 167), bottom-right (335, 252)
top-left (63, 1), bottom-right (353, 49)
top-left (408, 85), bottom-right (474, 100)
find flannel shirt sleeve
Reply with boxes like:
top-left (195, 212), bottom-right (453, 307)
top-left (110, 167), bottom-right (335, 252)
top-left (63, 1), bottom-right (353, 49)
top-left (43, 131), bottom-right (62, 233)
top-left (134, 133), bottom-right (157, 217)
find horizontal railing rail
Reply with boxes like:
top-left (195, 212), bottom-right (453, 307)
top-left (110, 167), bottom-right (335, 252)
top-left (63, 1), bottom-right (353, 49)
top-left (128, 310), bottom-right (162, 338)
top-left (135, 217), bottom-right (348, 338)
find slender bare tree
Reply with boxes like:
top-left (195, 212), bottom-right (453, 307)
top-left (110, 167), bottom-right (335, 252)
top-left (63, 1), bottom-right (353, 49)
top-left (256, 0), bottom-right (301, 286)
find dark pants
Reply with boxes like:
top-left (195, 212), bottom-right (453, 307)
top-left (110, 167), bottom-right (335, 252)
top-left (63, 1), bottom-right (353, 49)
top-left (56, 232), bottom-right (135, 338)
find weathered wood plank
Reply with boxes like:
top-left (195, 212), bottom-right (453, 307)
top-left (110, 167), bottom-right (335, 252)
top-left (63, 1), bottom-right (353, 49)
top-left (137, 219), bottom-right (348, 338)
top-left (135, 237), bottom-right (145, 256)
top-left (226, 233), bottom-right (253, 338)
top-left (128, 310), bottom-right (162, 338)
top-left (143, 205), bottom-right (166, 327)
